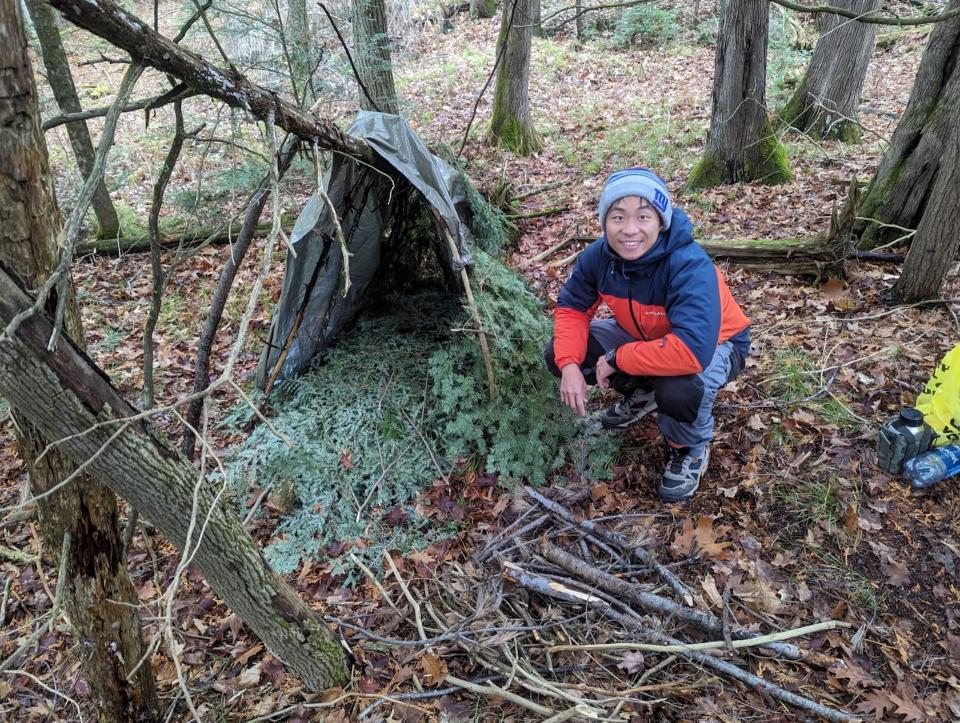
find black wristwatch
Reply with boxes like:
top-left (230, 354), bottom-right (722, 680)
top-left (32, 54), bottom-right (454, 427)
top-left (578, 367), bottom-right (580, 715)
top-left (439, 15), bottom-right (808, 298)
top-left (605, 347), bottom-right (619, 370)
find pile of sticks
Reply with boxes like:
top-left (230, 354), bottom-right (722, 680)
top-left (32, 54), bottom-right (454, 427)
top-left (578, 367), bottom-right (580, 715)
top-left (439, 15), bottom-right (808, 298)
top-left (350, 485), bottom-right (853, 721)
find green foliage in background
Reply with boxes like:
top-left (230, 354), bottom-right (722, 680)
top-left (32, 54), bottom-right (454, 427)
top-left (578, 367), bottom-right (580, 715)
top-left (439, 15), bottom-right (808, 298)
top-left (612, 4), bottom-right (679, 47)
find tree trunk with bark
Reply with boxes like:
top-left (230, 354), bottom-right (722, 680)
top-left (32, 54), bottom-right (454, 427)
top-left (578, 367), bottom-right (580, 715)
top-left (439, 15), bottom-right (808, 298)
top-left (778, 0), bottom-right (881, 141)
top-left (854, 0), bottom-right (960, 249)
top-left (352, 0), bottom-right (400, 114)
top-left (687, 0), bottom-right (791, 187)
top-left (24, 0), bottom-right (121, 238)
top-left (487, 0), bottom-right (543, 155)
top-left (0, 266), bottom-right (351, 690)
top-left (0, 1), bottom-right (157, 719)
top-left (471, 0), bottom-right (498, 19)
top-left (285, 0), bottom-right (316, 106)
top-left (889, 130), bottom-right (960, 302)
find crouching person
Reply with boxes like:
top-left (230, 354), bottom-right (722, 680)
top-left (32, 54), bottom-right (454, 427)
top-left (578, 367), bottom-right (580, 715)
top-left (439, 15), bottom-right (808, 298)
top-left (544, 168), bottom-right (750, 501)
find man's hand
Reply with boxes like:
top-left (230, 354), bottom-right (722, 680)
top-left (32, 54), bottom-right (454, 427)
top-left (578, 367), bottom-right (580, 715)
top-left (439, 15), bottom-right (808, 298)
top-left (596, 353), bottom-right (614, 390)
top-left (559, 364), bottom-right (587, 416)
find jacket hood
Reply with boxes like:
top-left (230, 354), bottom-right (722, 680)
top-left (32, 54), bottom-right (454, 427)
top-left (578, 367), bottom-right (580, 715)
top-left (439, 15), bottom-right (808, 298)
top-left (600, 207), bottom-right (694, 269)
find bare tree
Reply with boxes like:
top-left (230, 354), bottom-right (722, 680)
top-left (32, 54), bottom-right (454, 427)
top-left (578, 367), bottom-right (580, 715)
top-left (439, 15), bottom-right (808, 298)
top-left (778, 0), bottom-right (882, 141)
top-left (687, 0), bottom-right (791, 187)
top-left (855, 0), bottom-right (960, 250)
top-left (24, 0), bottom-right (122, 238)
top-left (352, 0), bottom-right (400, 113)
top-left (487, 0), bottom-right (543, 154)
top-left (0, 0), bottom-right (157, 717)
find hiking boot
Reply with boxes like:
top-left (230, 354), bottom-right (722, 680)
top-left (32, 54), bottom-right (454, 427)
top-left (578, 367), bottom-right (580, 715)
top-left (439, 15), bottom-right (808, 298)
top-left (659, 446), bottom-right (709, 502)
top-left (600, 388), bottom-right (657, 430)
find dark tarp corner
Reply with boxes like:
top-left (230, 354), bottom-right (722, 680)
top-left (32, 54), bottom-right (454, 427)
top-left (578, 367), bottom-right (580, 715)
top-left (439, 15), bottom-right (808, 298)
top-left (255, 111), bottom-right (474, 390)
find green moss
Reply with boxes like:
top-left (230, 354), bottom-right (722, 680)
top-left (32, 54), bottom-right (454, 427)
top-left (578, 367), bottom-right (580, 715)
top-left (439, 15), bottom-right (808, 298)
top-left (687, 125), bottom-right (792, 189)
top-left (686, 153), bottom-right (728, 190)
top-left (748, 130), bottom-right (793, 184)
top-left (487, 114), bottom-right (544, 156)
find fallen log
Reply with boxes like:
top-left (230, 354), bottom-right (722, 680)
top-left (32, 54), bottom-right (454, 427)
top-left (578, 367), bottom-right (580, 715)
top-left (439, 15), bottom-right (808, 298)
top-left (76, 217), bottom-right (296, 256)
top-left (553, 234), bottom-right (892, 276)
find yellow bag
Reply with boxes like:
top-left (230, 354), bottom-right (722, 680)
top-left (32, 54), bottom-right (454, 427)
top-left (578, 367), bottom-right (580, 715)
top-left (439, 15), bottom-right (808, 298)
top-left (916, 342), bottom-right (960, 445)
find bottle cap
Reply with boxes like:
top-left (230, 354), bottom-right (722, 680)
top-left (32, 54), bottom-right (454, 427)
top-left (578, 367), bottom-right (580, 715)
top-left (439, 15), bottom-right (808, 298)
top-left (899, 407), bottom-right (924, 426)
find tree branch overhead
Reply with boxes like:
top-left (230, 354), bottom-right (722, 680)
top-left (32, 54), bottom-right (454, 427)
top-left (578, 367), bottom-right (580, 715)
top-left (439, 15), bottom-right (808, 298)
top-left (46, 0), bottom-right (373, 161)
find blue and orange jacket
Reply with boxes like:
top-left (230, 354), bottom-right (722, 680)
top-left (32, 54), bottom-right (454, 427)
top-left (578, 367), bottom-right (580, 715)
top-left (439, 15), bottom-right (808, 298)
top-left (553, 207), bottom-right (750, 377)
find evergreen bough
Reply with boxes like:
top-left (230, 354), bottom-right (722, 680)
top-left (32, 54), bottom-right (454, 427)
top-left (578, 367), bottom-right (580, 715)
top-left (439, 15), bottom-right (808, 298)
top-left (227, 191), bottom-right (618, 576)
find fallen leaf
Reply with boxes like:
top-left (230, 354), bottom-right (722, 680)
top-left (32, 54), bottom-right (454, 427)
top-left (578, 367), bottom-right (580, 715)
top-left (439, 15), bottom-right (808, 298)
top-left (617, 650), bottom-right (645, 674)
top-left (238, 663), bottom-right (262, 689)
top-left (236, 643), bottom-right (264, 666)
top-left (339, 450), bottom-right (354, 469)
top-left (420, 652), bottom-right (447, 684)
top-left (670, 516), bottom-right (731, 559)
top-left (855, 689), bottom-right (896, 718)
top-left (701, 573), bottom-right (723, 609)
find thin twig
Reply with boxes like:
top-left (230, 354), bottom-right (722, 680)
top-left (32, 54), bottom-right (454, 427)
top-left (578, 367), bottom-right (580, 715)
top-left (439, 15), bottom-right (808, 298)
top-left (0, 532), bottom-right (70, 672)
top-left (526, 487), bottom-right (692, 602)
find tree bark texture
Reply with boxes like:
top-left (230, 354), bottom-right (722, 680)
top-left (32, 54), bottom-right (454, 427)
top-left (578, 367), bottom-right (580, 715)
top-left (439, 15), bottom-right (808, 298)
top-left (488, 0), bottom-right (543, 155)
top-left (24, 0), bottom-right (121, 238)
top-left (46, 0), bottom-right (373, 162)
top-left (687, 0), bottom-right (791, 187)
top-left (352, 0), bottom-right (400, 114)
top-left (778, 0), bottom-right (881, 141)
top-left (1, 2), bottom-right (158, 719)
top-left (855, 0), bottom-right (960, 248)
top-left (471, 0), bottom-right (498, 19)
top-left (285, 0), bottom-right (316, 106)
top-left (890, 127), bottom-right (960, 301)
top-left (0, 266), bottom-right (351, 691)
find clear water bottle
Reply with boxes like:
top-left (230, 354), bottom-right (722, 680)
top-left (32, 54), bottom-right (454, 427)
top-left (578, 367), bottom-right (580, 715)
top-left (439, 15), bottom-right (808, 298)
top-left (876, 407), bottom-right (933, 474)
top-left (903, 444), bottom-right (960, 489)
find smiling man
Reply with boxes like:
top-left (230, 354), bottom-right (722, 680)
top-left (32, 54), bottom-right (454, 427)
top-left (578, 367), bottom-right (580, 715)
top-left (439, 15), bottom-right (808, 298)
top-left (544, 168), bottom-right (751, 501)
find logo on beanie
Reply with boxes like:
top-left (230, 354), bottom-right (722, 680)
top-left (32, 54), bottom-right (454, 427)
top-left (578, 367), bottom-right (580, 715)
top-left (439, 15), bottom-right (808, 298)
top-left (652, 189), bottom-right (668, 213)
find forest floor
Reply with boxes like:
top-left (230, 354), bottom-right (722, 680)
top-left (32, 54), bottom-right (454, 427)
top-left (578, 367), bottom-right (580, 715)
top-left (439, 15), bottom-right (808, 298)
top-left (2, 2), bottom-right (959, 721)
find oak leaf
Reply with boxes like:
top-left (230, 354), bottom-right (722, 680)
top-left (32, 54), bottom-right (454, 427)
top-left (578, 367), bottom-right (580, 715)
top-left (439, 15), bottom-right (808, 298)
top-left (420, 652), bottom-right (448, 684)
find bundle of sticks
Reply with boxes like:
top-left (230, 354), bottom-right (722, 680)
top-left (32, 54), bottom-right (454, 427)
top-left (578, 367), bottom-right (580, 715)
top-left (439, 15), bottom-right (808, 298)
top-left (350, 485), bottom-right (854, 721)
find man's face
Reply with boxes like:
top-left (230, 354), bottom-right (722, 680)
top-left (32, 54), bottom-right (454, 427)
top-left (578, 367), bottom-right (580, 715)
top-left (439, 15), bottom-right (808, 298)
top-left (604, 196), bottom-right (662, 261)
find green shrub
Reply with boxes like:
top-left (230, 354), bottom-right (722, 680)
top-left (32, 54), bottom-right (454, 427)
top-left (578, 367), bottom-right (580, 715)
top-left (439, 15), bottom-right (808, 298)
top-left (612, 5), bottom-right (679, 47)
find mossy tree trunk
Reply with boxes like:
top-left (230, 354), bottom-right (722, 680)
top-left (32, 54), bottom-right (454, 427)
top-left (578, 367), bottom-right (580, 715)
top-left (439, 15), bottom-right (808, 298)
top-left (24, 0), bottom-right (121, 238)
top-left (889, 130), bottom-right (960, 302)
top-left (1, 1), bottom-right (158, 718)
top-left (487, 0), bottom-right (543, 155)
top-left (471, 0), bottom-right (498, 19)
top-left (352, 0), bottom-right (400, 114)
top-left (687, 0), bottom-right (791, 188)
top-left (778, 0), bottom-right (881, 141)
top-left (854, 0), bottom-right (960, 249)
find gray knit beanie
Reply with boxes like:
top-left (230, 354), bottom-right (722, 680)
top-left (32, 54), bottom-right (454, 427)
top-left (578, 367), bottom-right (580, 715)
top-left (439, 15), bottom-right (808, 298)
top-left (598, 168), bottom-right (672, 232)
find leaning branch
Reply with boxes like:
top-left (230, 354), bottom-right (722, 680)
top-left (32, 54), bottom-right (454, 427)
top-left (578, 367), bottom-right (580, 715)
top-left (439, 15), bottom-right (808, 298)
top-left (42, 87), bottom-right (197, 131)
top-left (0, 267), bottom-right (349, 691)
top-left (47, 0), bottom-right (373, 161)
